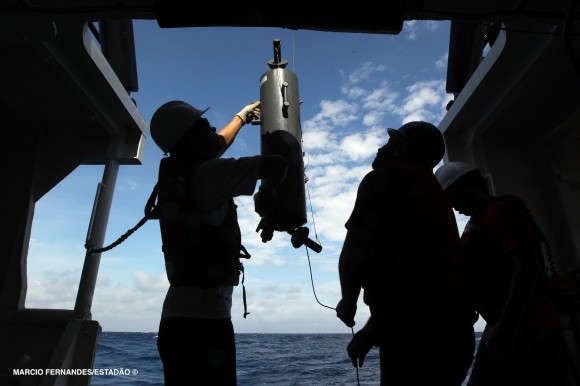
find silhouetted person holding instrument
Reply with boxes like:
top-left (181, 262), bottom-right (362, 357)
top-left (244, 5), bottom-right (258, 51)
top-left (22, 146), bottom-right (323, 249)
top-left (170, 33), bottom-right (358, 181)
top-left (336, 121), bottom-right (477, 385)
top-left (149, 100), bottom-right (286, 386)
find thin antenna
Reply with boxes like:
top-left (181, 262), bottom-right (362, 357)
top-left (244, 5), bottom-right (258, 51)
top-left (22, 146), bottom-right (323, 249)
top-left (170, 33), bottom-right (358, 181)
top-left (292, 30), bottom-right (295, 72)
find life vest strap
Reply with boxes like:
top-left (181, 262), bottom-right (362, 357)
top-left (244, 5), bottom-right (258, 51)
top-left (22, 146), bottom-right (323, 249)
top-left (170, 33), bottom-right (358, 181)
top-left (241, 264), bottom-right (250, 318)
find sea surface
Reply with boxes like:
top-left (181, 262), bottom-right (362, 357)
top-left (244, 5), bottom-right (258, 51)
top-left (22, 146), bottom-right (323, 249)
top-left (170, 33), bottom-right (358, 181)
top-left (91, 332), bottom-right (482, 385)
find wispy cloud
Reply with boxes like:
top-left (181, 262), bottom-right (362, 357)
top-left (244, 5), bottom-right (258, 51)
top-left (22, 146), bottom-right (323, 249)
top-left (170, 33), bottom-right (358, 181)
top-left (25, 24), bottom-right (461, 333)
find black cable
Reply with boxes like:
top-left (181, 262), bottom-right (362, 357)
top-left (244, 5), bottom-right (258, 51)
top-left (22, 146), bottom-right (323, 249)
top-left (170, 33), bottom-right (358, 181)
top-left (304, 246), bottom-right (361, 386)
top-left (305, 176), bottom-right (322, 246)
top-left (351, 327), bottom-right (361, 385)
top-left (302, 166), bottom-right (360, 383)
top-left (85, 215), bottom-right (150, 254)
top-left (86, 183), bottom-right (159, 254)
top-left (305, 245), bottom-right (333, 311)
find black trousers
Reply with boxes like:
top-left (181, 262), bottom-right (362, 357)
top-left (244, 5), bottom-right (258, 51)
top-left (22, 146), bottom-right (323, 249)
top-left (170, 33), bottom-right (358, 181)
top-left (379, 322), bottom-right (475, 386)
top-left (157, 317), bottom-right (236, 386)
top-left (468, 327), bottom-right (575, 386)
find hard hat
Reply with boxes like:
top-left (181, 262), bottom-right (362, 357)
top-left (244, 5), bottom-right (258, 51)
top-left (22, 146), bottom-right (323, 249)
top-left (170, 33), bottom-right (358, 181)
top-left (387, 121), bottom-right (445, 168)
top-left (434, 161), bottom-right (479, 191)
top-left (150, 100), bottom-right (209, 154)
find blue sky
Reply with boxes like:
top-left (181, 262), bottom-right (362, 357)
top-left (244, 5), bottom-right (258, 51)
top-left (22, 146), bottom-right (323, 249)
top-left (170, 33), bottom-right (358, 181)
top-left (26, 19), bottom-right (486, 333)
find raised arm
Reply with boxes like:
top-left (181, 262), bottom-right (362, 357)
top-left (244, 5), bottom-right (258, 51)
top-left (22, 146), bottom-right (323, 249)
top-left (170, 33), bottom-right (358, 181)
top-left (217, 101), bottom-right (261, 148)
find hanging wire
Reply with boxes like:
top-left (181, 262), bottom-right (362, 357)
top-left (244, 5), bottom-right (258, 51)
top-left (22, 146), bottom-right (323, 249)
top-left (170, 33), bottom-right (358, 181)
top-left (304, 238), bottom-right (361, 386)
top-left (288, 32), bottom-right (360, 385)
top-left (292, 30), bottom-right (295, 73)
top-left (302, 173), bottom-right (361, 385)
top-left (351, 327), bottom-right (361, 384)
top-left (304, 244), bottom-right (332, 311)
top-left (305, 175), bottom-right (322, 246)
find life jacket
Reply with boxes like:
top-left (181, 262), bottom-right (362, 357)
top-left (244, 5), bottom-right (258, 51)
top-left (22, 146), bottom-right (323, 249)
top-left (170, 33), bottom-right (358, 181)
top-left (155, 157), bottom-right (245, 288)
top-left (354, 161), bottom-right (476, 326)
top-left (462, 194), bottom-right (562, 333)
top-left (398, 161), bottom-right (475, 323)
top-left (396, 161), bottom-right (464, 290)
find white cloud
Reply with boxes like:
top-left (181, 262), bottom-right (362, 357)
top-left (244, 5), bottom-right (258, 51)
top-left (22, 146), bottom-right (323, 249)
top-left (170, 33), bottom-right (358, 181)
top-left (384, 79), bottom-right (452, 124)
top-left (301, 124), bottom-right (332, 152)
top-left (24, 23), bottom-right (470, 334)
top-left (119, 180), bottom-right (139, 191)
top-left (404, 80), bottom-right (443, 111)
top-left (26, 270), bottom-right (81, 309)
top-left (436, 52), bottom-right (449, 69)
top-left (132, 271), bottom-right (168, 292)
top-left (403, 19), bottom-right (440, 41)
top-left (346, 61), bottom-right (386, 85)
top-left (424, 20), bottom-right (441, 31)
top-left (316, 99), bottom-right (359, 128)
top-left (343, 85), bottom-right (366, 99)
top-left (404, 20), bottom-right (419, 40)
top-left (339, 130), bottom-right (385, 162)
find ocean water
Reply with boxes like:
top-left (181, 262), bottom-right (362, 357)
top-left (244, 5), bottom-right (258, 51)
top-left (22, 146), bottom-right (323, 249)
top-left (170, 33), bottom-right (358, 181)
top-left (91, 332), bottom-right (482, 385)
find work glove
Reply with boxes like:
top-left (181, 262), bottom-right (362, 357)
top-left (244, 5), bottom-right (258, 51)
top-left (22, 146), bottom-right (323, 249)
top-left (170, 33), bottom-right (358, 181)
top-left (236, 101), bottom-right (261, 124)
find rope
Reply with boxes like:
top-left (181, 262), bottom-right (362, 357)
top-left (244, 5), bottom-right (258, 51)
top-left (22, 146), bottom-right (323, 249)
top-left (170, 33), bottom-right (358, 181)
top-left (85, 215), bottom-right (151, 254)
top-left (85, 184), bottom-right (159, 254)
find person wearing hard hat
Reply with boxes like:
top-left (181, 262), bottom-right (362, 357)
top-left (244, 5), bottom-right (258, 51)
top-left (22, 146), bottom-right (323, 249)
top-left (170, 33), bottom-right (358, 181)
top-left (434, 161), bottom-right (573, 386)
top-left (149, 100), bottom-right (287, 386)
top-left (336, 122), bottom-right (477, 385)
